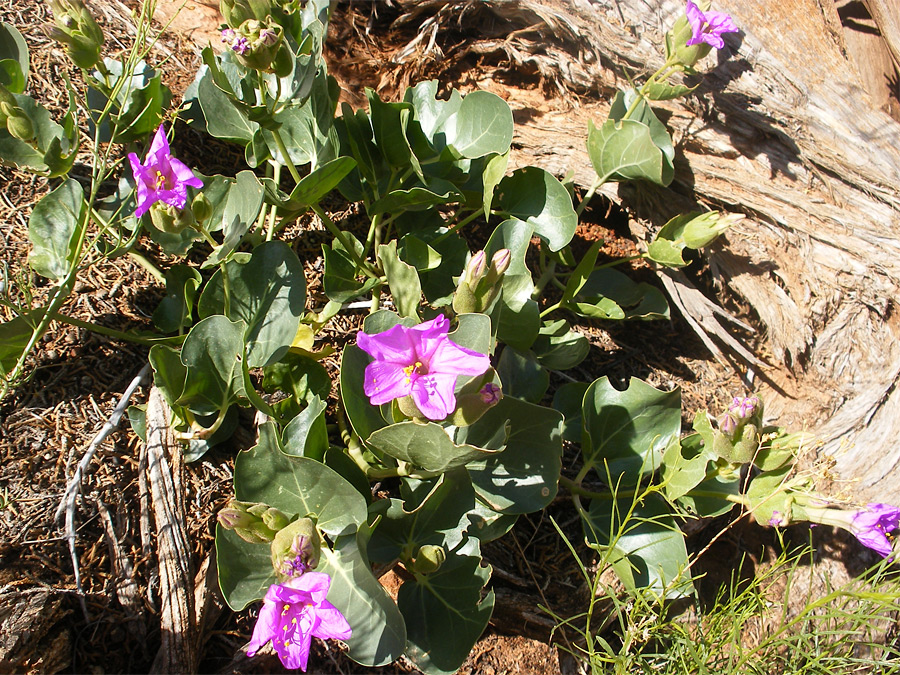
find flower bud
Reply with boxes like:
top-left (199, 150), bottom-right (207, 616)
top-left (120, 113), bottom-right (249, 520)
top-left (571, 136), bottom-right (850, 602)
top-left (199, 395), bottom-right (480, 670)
top-left (728, 395), bottom-right (761, 420)
top-left (448, 371), bottom-right (502, 426)
top-left (463, 250), bottom-right (487, 287)
top-left (219, 0), bottom-right (269, 28)
top-left (271, 517), bottom-right (321, 580)
top-left (667, 14), bottom-right (711, 68)
top-left (150, 202), bottom-right (194, 234)
top-left (411, 544), bottom-right (446, 575)
top-left (191, 192), bottom-right (213, 223)
top-left (485, 248), bottom-right (511, 282)
top-left (221, 19), bottom-right (284, 72)
top-left (46, 0), bottom-right (104, 70)
top-left (682, 211), bottom-right (743, 249)
top-left (218, 500), bottom-right (282, 544)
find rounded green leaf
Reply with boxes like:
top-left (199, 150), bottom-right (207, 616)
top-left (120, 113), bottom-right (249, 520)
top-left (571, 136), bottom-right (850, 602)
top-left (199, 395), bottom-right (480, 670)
top-left (587, 117), bottom-right (674, 186)
top-left (460, 397), bottom-right (563, 513)
top-left (446, 90), bottom-right (513, 159)
top-left (28, 178), bottom-right (84, 281)
top-left (235, 421), bottom-right (367, 536)
top-left (493, 168), bottom-right (577, 252)
top-left (0, 22), bottom-right (29, 92)
top-left (367, 421), bottom-right (503, 473)
top-left (178, 315), bottom-right (247, 415)
top-left (582, 377), bottom-right (681, 486)
top-left (215, 525), bottom-right (276, 610)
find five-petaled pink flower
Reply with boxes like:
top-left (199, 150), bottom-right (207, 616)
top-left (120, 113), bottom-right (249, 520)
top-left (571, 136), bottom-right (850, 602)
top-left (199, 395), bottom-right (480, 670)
top-left (246, 573), bottom-right (352, 671)
top-left (851, 503), bottom-right (900, 558)
top-left (357, 314), bottom-right (490, 421)
top-left (685, 1), bottom-right (738, 49)
top-left (128, 125), bottom-right (203, 218)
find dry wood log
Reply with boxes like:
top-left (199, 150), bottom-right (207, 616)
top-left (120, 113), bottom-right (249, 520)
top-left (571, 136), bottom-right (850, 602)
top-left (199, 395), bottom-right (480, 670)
top-left (382, 0), bottom-right (900, 503)
top-left (146, 387), bottom-right (198, 674)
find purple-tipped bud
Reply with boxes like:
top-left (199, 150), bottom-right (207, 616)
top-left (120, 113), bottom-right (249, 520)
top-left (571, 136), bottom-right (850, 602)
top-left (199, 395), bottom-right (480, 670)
top-left (464, 250), bottom-right (487, 286)
top-left (718, 412), bottom-right (737, 434)
top-left (480, 383), bottom-right (502, 406)
top-left (489, 248), bottom-right (511, 277)
top-left (271, 518), bottom-right (321, 580)
top-left (729, 395), bottom-right (760, 420)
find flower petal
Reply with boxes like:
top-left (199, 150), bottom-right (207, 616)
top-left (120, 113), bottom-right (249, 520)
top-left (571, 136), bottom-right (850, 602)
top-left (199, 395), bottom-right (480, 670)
top-left (311, 601), bottom-right (353, 641)
top-left (169, 157), bottom-right (205, 189)
top-left (246, 599), bottom-right (280, 657)
top-left (411, 373), bottom-right (457, 420)
top-left (428, 339), bottom-right (490, 377)
top-left (288, 571), bottom-right (332, 603)
top-left (148, 124), bottom-right (170, 157)
top-left (357, 324), bottom-right (417, 364)
top-left (363, 360), bottom-right (411, 404)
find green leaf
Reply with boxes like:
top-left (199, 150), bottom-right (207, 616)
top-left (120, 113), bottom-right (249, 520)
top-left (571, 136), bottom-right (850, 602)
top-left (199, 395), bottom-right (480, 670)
top-left (574, 268), bottom-right (669, 320)
top-left (587, 118), bottom-right (674, 186)
top-left (464, 500), bottom-right (518, 542)
top-left (446, 90), bottom-right (513, 159)
top-left (460, 397), bottom-right (563, 513)
top-left (287, 155), bottom-right (356, 207)
top-left (178, 315), bottom-right (247, 416)
top-left (532, 320), bottom-right (590, 371)
top-left (661, 432), bottom-right (711, 501)
top-left (377, 240), bottom-right (421, 318)
top-left (678, 471), bottom-right (740, 519)
top-left (370, 182), bottom-right (462, 217)
top-left (644, 80), bottom-right (698, 101)
top-left (552, 381), bottom-right (589, 443)
top-left (484, 218), bottom-right (540, 350)
top-left (582, 377), bottom-right (681, 486)
top-left (282, 395), bottom-right (328, 460)
top-left (367, 421), bottom-right (504, 473)
top-left (87, 59), bottom-right (171, 144)
top-left (341, 344), bottom-right (390, 442)
top-left (203, 170), bottom-right (265, 267)
top-left (28, 178), bottom-right (84, 281)
top-left (399, 234), bottom-right (442, 271)
top-left (583, 492), bottom-right (693, 597)
top-left (148, 345), bottom-right (189, 408)
top-left (236, 421), bottom-right (367, 536)
top-left (262, 351), bottom-right (331, 419)
top-left (610, 90), bottom-right (676, 168)
top-left (494, 168), bottom-right (577, 252)
top-left (0, 93), bottom-right (73, 175)
top-left (152, 265), bottom-right (201, 334)
top-left (322, 231), bottom-right (380, 302)
top-left (197, 65), bottom-right (259, 143)
top-left (215, 525), bottom-right (276, 610)
top-left (318, 524), bottom-right (407, 667)
top-left (497, 346), bottom-right (548, 404)
top-left (367, 88), bottom-right (413, 168)
top-left (0, 22), bottom-right (29, 92)
top-left (199, 240), bottom-right (306, 367)
top-left (368, 469), bottom-right (475, 562)
top-left (0, 311), bottom-right (39, 377)
top-left (399, 541), bottom-right (494, 674)
top-left (481, 151), bottom-right (508, 223)
top-left (560, 240), bottom-right (604, 306)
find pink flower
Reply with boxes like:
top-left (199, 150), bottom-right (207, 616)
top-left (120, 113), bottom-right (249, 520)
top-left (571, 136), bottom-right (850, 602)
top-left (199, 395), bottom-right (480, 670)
top-left (246, 573), bottom-right (352, 671)
top-left (479, 383), bottom-right (502, 405)
top-left (851, 503), bottom-right (900, 558)
top-left (356, 314), bottom-right (490, 421)
top-left (684, 1), bottom-right (738, 49)
top-left (128, 125), bottom-right (203, 218)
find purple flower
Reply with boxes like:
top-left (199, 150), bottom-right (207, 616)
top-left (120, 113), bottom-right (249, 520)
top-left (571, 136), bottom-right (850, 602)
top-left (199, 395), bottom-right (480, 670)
top-left (231, 36), bottom-right (250, 54)
top-left (128, 125), bottom-right (203, 218)
top-left (479, 383), bottom-right (502, 406)
top-left (728, 395), bottom-right (759, 419)
top-left (356, 314), bottom-right (490, 421)
top-left (246, 573), bottom-right (352, 671)
top-left (684, 1), bottom-right (738, 49)
top-left (851, 503), bottom-right (900, 558)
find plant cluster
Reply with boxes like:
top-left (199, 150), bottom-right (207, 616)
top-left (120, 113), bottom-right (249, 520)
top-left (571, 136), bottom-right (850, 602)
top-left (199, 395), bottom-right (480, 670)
top-left (1, 1), bottom-right (898, 672)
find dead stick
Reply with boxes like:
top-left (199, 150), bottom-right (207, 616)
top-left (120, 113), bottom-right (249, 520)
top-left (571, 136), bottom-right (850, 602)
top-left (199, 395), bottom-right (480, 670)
top-left (54, 362), bottom-right (151, 618)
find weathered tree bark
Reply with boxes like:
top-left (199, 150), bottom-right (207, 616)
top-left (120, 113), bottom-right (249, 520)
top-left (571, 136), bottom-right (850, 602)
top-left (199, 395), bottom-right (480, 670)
top-left (384, 0), bottom-right (900, 501)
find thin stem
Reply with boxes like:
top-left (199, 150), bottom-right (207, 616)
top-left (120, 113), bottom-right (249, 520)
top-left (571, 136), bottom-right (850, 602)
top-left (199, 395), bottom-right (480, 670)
top-left (311, 204), bottom-right (380, 279)
top-left (431, 207), bottom-right (486, 246)
top-left (128, 250), bottom-right (165, 283)
top-left (271, 128), bottom-right (302, 184)
top-left (539, 301), bottom-right (563, 319)
top-left (50, 312), bottom-right (183, 345)
top-left (265, 162), bottom-right (282, 241)
top-left (532, 260), bottom-right (557, 300)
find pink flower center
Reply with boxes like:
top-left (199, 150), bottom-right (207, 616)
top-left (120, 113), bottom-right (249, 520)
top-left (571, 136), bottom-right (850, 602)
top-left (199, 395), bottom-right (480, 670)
top-left (154, 170), bottom-right (170, 190)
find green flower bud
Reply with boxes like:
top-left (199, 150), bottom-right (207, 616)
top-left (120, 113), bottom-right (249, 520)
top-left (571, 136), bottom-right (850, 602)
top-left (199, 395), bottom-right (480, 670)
top-left (46, 0), bottom-right (104, 70)
top-left (411, 544), bottom-right (446, 575)
top-left (219, 0), bottom-right (271, 28)
top-left (270, 43), bottom-right (294, 78)
top-left (217, 499), bottom-right (281, 543)
top-left (681, 211), bottom-right (743, 248)
top-left (667, 15), bottom-right (712, 68)
top-left (190, 192), bottom-right (213, 223)
top-left (271, 517), bottom-right (321, 579)
top-left (448, 369), bottom-right (501, 426)
top-left (150, 202), bottom-right (193, 234)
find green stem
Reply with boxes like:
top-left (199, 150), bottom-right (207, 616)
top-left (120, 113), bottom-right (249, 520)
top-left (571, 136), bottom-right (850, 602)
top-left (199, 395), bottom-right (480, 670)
top-left (220, 261), bottom-right (232, 317)
top-left (532, 260), bottom-right (557, 300)
top-left (51, 312), bottom-right (183, 345)
top-left (370, 282), bottom-right (382, 313)
top-left (265, 162), bottom-right (282, 242)
top-left (310, 204), bottom-right (380, 280)
top-left (539, 301), bottom-right (563, 319)
top-left (128, 251), bottom-right (165, 283)
top-left (431, 207), bottom-right (485, 246)
top-left (271, 128), bottom-right (302, 184)
top-left (193, 221), bottom-right (218, 248)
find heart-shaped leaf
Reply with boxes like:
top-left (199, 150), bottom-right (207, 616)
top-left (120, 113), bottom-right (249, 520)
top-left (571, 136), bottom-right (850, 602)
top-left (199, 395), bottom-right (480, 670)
top-left (27, 178), bottom-right (84, 281)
